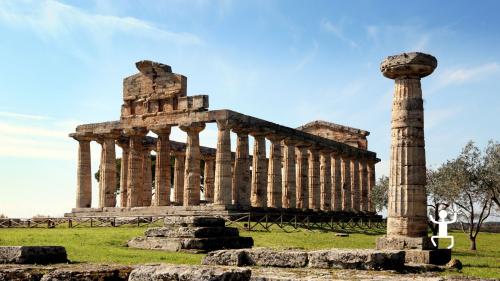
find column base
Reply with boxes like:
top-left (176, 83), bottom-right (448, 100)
top-left (376, 236), bottom-right (451, 265)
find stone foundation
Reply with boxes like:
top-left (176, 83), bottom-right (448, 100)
top-left (405, 249), bottom-right (452, 265)
top-left (0, 246), bottom-right (68, 265)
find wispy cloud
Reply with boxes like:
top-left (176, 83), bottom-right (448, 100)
top-left (0, 111), bottom-right (49, 120)
top-left (321, 19), bottom-right (358, 48)
top-left (294, 41), bottom-right (319, 71)
top-left (437, 63), bottom-right (500, 86)
top-left (364, 23), bottom-right (438, 52)
top-left (426, 107), bottom-right (462, 130)
top-left (0, 0), bottom-right (203, 45)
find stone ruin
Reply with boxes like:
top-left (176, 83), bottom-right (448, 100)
top-left (68, 60), bottom-right (380, 217)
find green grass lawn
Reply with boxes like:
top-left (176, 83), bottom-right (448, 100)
top-left (0, 227), bottom-right (498, 279)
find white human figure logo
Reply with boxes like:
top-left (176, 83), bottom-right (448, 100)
top-left (429, 210), bottom-right (457, 249)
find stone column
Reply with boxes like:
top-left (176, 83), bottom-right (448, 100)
top-left (116, 140), bottom-right (129, 207)
top-left (204, 157), bottom-right (215, 203)
top-left (360, 158), bottom-right (369, 212)
top-left (126, 128), bottom-right (148, 207)
top-left (180, 122), bottom-right (205, 206)
top-left (142, 145), bottom-right (153, 206)
top-left (267, 134), bottom-right (284, 208)
top-left (377, 52), bottom-right (437, 251)
top-left (351, 157), bottom-right (360, 212)
top-left (98, 135), bottom-right (118, 208)
top-left (295, 145), bottom-right (309, 209)
top-left (367, 159), bottom-right (376, 212)
top-left (320, 150), bottom-right (332, 211)
top-left (213, 120), bottom-right (233, 206)
top-left (282, 139), bottom-right (298, 209)
top-left (331, 152), bottom-right (342, 211)
top-left (173, 151), bottom-right (185, 205)
top-left (153, 127), bottom-right (171, 206)
top-left (308, 147), bottom-right (320, 210)
top-left (232, 128), bottom-right (251, 208)
top-left (250, 132), bottom-right (268, 208)
top-left (341, 154), bottom-right (352, 211)
top-left (73, 135), bottom-right (92, 208)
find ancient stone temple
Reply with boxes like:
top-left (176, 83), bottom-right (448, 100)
top-left (68, 60), bottom-right (379, 217)
top-left (376, 52), bottom-right (450, 265)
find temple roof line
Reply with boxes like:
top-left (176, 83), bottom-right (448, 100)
top-left (296, 120), bottom-right (370, 136)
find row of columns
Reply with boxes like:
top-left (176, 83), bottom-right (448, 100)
top-left (74, 120), bottom-right (376, 212)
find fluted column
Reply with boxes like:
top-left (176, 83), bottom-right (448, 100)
top-left (116, 140), bottom-right (129, 207)
top-left (296, 145), bottom-right (309, 209)
top-left (331, 152), bottom-right (342, 211)
top-left (173, 151), bottom-right (185, 205)
top-left (212, 120), bottom-right (233, 206)
top-left (360, 158), bottom-right (369, 212)
top-left (320, 150), bottom-right (332, 211)
top-left (126, 128), bottom-right (148, 207)
top-left (351, 157), bottom-right (360, 212)
top-left (204, 157), bottom-right (215, 203)
top-left (367, 160), bottom-right (376, 212)
top-left (153, 127), bottom-right (171, 206)
top-left (232, 128), bottom-right (250, 207)
top-left (98, 135), bottom-right (118, 208)
top-left (74, 135), bottom-right (92, 208)
top-left (308, 147), bottom-right (320, 210)
top-left (267, 134), bottom-right (284, 208)
top-left (341, 155), bottom-right (352, 211)
top-left (180, 122), bottom-right (205, 206)
top-left (142, 145), bottom-right (153, 206)
top-left (250, 132), bottom-right (268, 207)
top-left (282, 139), bottom-right (298, 209)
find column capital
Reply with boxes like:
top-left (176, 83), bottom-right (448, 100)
top-left (179, 121), bottom-right (206, 134)
top-left (283, 138), bottom-right (300, 146)
top-left (150, 126), bottom-right (172, 135)
top-left (232, 126), bottom-right (251, 135)
top-left (70, 132), bottom-right (94, 142)
top-left (123, 127), bottom-right (148, 137)
top-left (249, 128), bottom-right (272, 137)
top-left (266, 133), bottom-right (285, 143)
top-left (215, 117), bottom-right (237, 130)
top-left (381, 52), bottom-right (437, 80)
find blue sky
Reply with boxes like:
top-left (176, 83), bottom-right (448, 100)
top-left (0, 0), bottom-right (499, 217)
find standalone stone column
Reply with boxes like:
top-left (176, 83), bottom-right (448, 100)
top-left (296, 145), bottom-right (309, 209)
top-left (213, 120), bottom-right (233, 206)
top-left (351, 157), bottom-right (360, 212)
top-left (142, 145), bottom-right (153, 206)
top-left (117, 140), bottom-right (129, 207)
top-left (232, 128), bottom-right (251, 207)
top-left (73, 135), bottom-right (92, 208)
top-left (282, 139), bottom-right (298, 209)
top-left (250, 132), bottom-right (268, 208)
top-left (376, 52), bottom-right (438, 253)
top-left (267, 134), bottom-right (284, 208)
top-left (126, 128), bottom-right (148, 207)
top-left (331, 152), bottom-right (342, 211)
top-left (98, 135), bottom-right (118, 208)
top-left (360, 158), bottom-right (369, 212)
top-left (204, 157), bottom-right (215, 203)
top-left (367, 160), bottom-right (376, 212)
top-left (320, 150), bottom-right (332, 211)
top-left (173, 151), bottom-right (185, 205)
top-left (341, 155), bottom-right (352, 211)
top-left (308, 147), bottom-right (320, 210)
top-left (180, 122), bottom-right (205, 206)
top-left (153, 127), bottom-right (171, 206)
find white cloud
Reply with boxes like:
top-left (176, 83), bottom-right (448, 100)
top-left (437, 63), bottom-right (500, 86)
top-left (0, 111), bottom-right (49, 120)
top-left (293, 41), bottom-right (319, 71)
top-left (426, 107), bottom-right (462, 130)
top-left (321, 19), bottom-right (358, 48)
top-left (0, 0), bottom-right (203, 45)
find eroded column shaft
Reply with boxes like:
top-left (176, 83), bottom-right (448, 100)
top-left (182, 123), bottom-right (205, 206)
top-left (76, 139), bottom-right (92, 208)
top-left (320, 151), bottom-right (332, 211)
top-left (282, 141), bottom-right (297, 209)
top-left (154, 129), bottom-right (171, 206)
top-left (204, 158), bottom-right (215, 203)
top-left (119, 145), bottom-right (129, 207)
top-left (232, 131), bottom-right (250, 207)
top-left (214, 122), bottom-right (232, 206)
top-left (360, 159), bottom-right (369, 212)
top-left (368, 161), bottom-right (376, 212)
top-left (341, 156), bottom-right (352, 211)
top-left (296, 146), bottom-right (309, 209)
top-left (173, 152), bottom-right (185, 205)
top-left (251, 134), bottom-right (267, 207)
top-left (308, 148), bottom-right (320, 210)
top-left (267, 136), bottom-right (283, 208)
top-left (127, 134), bottom-right (145, 207)
top-left (142, 148), bottom-right (153, 206)
top-left (331, 153), bottom-right (342, 211)
top-left (351, 158), bottom-right (360, 212)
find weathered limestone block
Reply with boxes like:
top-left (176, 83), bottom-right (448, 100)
top-left (203, 248), bottom-right (308, 268)
top-left (127, 236), bottom-right (253, 252)
top-left (144, 226), bottom-right (239, 238)
top-left (163, 216), bottom-right (226, 227)
top-left (40, 265), bottom-right (132, 281)
top-left (405, 249), bottom-right (451, 265)
top-left (0, 246), bottom-right (67, 265)
top-left (128, 264), bottom-right (251, 281)
top-left (307, 249), bottom-right (405, 270)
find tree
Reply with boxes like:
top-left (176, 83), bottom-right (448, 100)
top-left (432, 142), bottom-right (494, 250)
top-left (370, 175), bottom-right (389, 213)
top-left (483, 140), bottom-right (500, 208)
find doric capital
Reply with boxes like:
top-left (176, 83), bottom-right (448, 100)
top-left (282, 138), bottom-right (300, 146)
top-left (123, 127), bottom-right (148, 137)
top-left (381, 52), bottom-right (437, 80)
top-left (70, 132), bottom-right (94, 142)
top-left (215, 117), bottom-right (237, 131)
top-left (266, 133), bottom-right (285, 143)
top-left (150, 125), bottom-right (171, 136)
top-left (179, 121), bottom-right (206, 134)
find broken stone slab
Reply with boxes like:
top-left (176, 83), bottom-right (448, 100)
top-left (404, 249), bottom-right (451, 265)
top-left (0, 247), bottom-right (68, 265)
top-left (203, 248), bottom-right (404, 270)
top-left (144, 226), bottom-right (239, 238)
top-left (203, 248), bottom-right (308, 268)
top-left (163, 216), bottom-right (225, 227)
top-left (307, 249), bottom-right (405, 270)
top-left (128, 236), bottom-right (254, 252)
top-left (39, 265), bottom-right (132, 281)
top-left (128, 264), bottom-right (251, 281)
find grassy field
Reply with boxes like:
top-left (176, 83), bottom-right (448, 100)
top-left (0, 227), bottom-right (498, 279)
